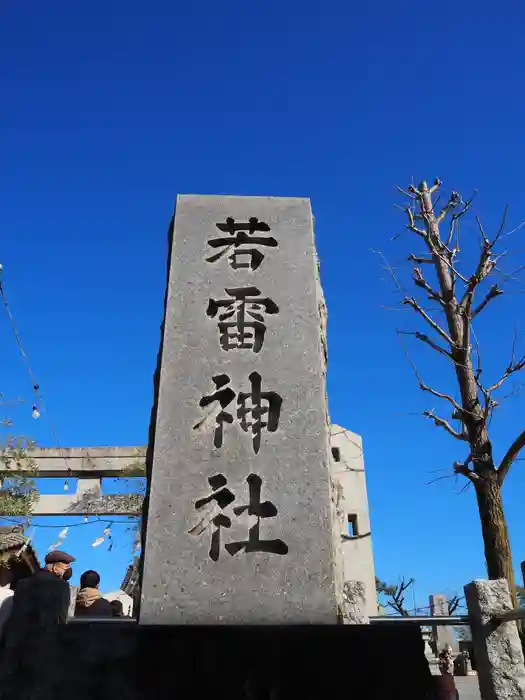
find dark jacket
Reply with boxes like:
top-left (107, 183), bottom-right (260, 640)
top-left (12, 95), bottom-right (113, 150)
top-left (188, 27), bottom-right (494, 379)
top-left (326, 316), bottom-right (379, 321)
top-left (74, 590), bottom-right (113, 618)
top-left (0, 569), bottom-right (71, 698)
top-left (4, 568), bottom-right (70, 640)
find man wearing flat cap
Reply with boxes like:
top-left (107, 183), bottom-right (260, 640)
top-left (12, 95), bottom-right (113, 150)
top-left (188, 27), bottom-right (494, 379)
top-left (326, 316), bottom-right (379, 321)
top-left (5, 549), bottom-right (75, 633)
top-left (0, 549), bottom-right (76, 697)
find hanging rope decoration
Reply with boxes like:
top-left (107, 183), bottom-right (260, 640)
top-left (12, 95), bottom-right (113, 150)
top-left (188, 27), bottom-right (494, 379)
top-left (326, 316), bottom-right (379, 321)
top-left (105, 525), bottom-right (114, 552)
top-left (16, 526), bottom-right (36, 558)
top-left (48, 526), bottom-right (69, 552)
top-left (92, 524), bottom-right (114, 550)
top-left (0, 513), bottom-right (138, 529)
top-left (132, 525), bottom-right (141, 554)
top-left (0, 267), bottom-right (72, 489)
top-left (1, 513), bottom-right (140, 557)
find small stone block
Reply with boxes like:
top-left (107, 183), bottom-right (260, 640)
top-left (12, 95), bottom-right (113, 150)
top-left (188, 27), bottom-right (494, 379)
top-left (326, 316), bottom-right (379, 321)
top-left (465, 578), bottom-right (525, 700)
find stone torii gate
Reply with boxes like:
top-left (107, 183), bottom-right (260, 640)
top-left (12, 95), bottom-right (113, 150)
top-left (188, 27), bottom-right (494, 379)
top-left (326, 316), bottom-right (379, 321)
top-left (13, 446), bottom-right (146, 516)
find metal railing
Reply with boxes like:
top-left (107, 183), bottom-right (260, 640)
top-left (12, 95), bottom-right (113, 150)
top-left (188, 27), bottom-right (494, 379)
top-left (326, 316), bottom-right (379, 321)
top-left (370, 615), bottom-right (469, 626)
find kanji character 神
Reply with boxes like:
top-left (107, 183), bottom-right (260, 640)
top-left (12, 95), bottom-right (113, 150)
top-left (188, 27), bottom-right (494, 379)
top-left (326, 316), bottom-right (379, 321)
top-left (194, 373), bottom-right (282, 454)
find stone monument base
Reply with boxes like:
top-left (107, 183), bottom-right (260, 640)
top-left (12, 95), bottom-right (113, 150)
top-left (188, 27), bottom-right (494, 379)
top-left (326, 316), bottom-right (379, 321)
top-left (0, 621), bottom-right (433, 699)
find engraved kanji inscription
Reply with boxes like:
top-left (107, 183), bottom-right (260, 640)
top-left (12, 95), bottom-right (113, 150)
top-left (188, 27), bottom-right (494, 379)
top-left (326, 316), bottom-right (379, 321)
top-left (194, 373), bottom-right (282, 454)
top-left (189, 473), bottom-right (288, 561)
top-left (194, 374), bottom-right (235, 449)
top-left (225, 474), bottom-right (289, 556)
top-left (237, 372), bottom-right (282, 454)
top-left (188, 474), bottom-right (235, 561)
top-left (206, 287), bottom-right (279, 353)
top-left (206, 217), bottom-right (278, 270)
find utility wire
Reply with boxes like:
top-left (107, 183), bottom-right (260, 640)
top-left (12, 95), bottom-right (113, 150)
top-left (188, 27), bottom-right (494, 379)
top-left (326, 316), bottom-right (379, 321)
top-left (0, 274), bottom-right (72, 486)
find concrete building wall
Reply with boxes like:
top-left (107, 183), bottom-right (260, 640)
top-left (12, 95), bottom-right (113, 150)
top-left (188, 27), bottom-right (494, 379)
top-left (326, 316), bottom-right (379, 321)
top-left (329, 425), bottom-right (377, 617)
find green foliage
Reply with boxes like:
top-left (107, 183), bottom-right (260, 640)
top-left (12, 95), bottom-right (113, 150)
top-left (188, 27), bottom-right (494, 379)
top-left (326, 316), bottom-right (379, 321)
top-left (375, 577), bottom-right (397, 597)
top-left (375, 576), bottom-right (414, 616)
top-left (0, 436), bottom-right (38, 518)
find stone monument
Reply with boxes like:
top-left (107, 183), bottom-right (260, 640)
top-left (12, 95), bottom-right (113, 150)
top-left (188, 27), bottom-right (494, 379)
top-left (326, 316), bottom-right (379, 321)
top-left (140, 195), bottom-right (342, 624)
top-left (430, 593), bottom-right (459, 653)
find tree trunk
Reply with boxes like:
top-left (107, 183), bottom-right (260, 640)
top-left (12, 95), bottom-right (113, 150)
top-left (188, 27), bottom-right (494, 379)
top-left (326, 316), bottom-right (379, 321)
top-left (475, 473), bottom-right (517, 606)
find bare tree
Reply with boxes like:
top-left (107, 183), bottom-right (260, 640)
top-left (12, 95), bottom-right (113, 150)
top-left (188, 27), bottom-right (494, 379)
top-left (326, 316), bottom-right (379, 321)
top-left (447, 595), bottom-right (463, 615)
top-left (376, 576), bottom-right (414, 616)
top-left (376, 576), bottom-right (463, 617)
top-left (387, 179), bottom-right (525, 604)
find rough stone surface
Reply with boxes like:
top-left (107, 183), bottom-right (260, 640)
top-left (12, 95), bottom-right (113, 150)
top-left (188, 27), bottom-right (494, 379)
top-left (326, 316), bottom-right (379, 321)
top-left (140, 195), bottom-right (339, 624)
top-left (464, 579), bottom-right (525, 700)
top-left (341, 579), bottom-right (369, 624)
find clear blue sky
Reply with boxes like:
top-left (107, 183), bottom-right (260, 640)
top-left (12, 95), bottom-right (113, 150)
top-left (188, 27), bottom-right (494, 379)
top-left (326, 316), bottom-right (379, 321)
top-left (1, 0), bottom-right (525, 607)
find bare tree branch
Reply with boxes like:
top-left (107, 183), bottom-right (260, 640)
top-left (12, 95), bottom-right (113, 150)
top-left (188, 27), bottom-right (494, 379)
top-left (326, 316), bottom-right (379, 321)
top-left (487, 355), bottom-right (525, 392)
top-left (476, 215), bottom-right (490, 245)
top-left (494, 205), bottom-right (509, 245)
top-left (500, 219), bottom-right (525, 241)
top-left (397, 332), bottom-right (462, 412)
top-left (403, 297), bottom-right (455, 346)
top-left (429, 178), bottom-right (442, 194)
top-left (448, 595), bottom-right (463, 615)
top-left (397, 330), bottom-right (453, 360)
top-left (385, 577), bottom-right (415, 617)
top-left (453, 456), bottom-right (480, 482)
top-left (421, 388), bottom-right (462, 413)
top-left (426, 473), bottom-right (457, 486)
top-left (445, 192), bottom-right (477, 248)
top-left (412, 267), bottom-right (446, 306)
top-left (408, 253), bottom-right (433, 264)
top-left (497, 430), bottom-right (525, 484)
top-left (432, 247), bottom-right (470, 284)
top-left (397, 186), bottom-right (417, 200)
top-left (461, 236), bottom-right (498, 313)
top-left (423, 410), bottom-right (468, 440)
top-left (494, 264), bottom-right (525, 287)
top-left (471, 284), bottom-right (504, 319)
top-left (406, 208), bottom-right (427, 237)
top-left (373, 249), bottom-right (407, 298)
top-left (436, 191), bottom-right (461, 225)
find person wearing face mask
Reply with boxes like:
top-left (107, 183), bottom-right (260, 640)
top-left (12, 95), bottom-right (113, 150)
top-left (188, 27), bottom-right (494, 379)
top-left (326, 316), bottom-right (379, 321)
top-left (0, 550), bottom-right (75, 698)
top-left (5, 550), bottom-right (75, 631)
